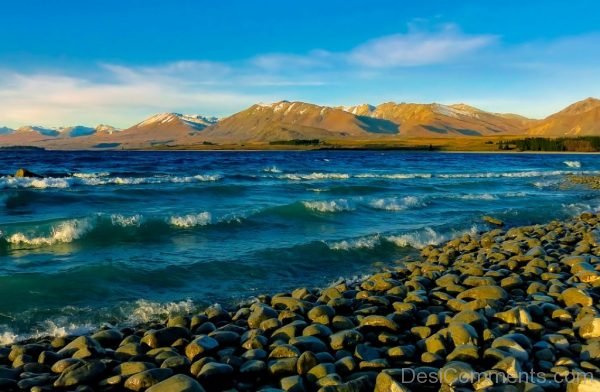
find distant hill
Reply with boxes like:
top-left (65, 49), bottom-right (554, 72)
top-left (526, 97), bottom-right (600, 136)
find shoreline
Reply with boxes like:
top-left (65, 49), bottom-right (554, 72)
top-left (5, 147), bottom-right (600, 154)
top-left (2, 213), bottom-right (600, 390)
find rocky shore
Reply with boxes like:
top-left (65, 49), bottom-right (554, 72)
top-left (2, 213), bottom-right (600, 391)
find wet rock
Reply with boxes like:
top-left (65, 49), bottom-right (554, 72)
top-left (124, 368), bottom-right (173, 391)
top-left (15, 168), bottom-right (43, 178)
top-left (146, 374), bottom-right (205, 392)
top-left (562, 287), bottom-right (593, 307)
top-left (330, 330), bottom-right (363, 351)
top-left (457, 285), bottom-right (508, 302)
top-left (185, 336), bottom-right (219, 361)
top-left (53, 360), bottom-right (106, 388)
top-left (439, 361), bottom-right (475, 387)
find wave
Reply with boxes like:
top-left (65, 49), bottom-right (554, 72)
top-left (4, 219), bottom-right (92, 246)
top-left (0, 299), bottom-right (197, 346)
top-left (355, 173), bottom-right (432, 179)
top-left (271, 170), bottom-right (600, 182)
top-left (0, 173), bottom-right (222, 189)
top-left (562, 203), bottom-right (600, 216)
top-left (111, 214), bottom-right (143, 227)
top-left (1, 211), bottom-right (215, 249)
top-left (328, 235), bottom-right (382, 250)
top-left (387, 225), bottom-right (481, 249)
top-left (301, 199), bottom-right (353, 213)
top-left (72, 172), bottom-right (110, 179)
top-left (279, 172), bottom-right (350, 181)
top-left (368, 196), bottom-right (423, 211)
top-left (327, 224), bottom-right (481, 251)
top-left (263, 166), bottom-right (282, 173)
top-left (437, 170), bottom-right (600, 179)
top-left (169, 212), bottom-right (212, 228)
top-left (564, 160), bottom-right (581, 168)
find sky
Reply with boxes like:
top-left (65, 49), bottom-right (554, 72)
top-left (1, 0), bottom-right (599, 128)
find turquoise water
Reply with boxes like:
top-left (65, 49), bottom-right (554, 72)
top-left (1, 151), bottom-right (599, 342)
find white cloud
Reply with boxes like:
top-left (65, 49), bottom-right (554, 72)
top-left (348, 27), bottom-right (496, 67)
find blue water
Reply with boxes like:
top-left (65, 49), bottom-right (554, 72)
top-left (1, 150), bottom-right (599, 342)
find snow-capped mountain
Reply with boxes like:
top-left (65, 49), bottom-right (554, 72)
top-left (131, 113), bottom-right (217, 131)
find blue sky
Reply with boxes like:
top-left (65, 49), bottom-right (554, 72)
top-left (1, 0), bottom-right (599, 127)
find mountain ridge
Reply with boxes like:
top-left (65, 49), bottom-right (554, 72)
top-left (0, 98), bottom-right (598, 149)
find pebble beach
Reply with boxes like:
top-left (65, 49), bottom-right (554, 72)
top-left (2, 210), bottom-right (600, 391)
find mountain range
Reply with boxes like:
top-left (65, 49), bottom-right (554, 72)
top-left (1, 97), bottom-right (599, 149)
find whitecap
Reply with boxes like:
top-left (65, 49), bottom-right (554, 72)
top-left (387, 225), bottom-right (480, 249)
top-left (72, 172), bottom-right (110, 178)
top-left (302, 199), bottom-right (353, 213)
top-left (355, 173), bottom-right (432, 179)
top-left (168, 212), bottom-right (212, 228)
top-left (110, 214), bottom-right (143, 227)
top-left (263, 166), bottom-right (282, 173)
top-left (564, 160), bottom-right (581, 168)
top-left (328, 235), bottom-right (381, 250)
top-left (5, 219), bottom-right (92, 246)
top-left (279, 172), bottom-right (350, 181)
top-left (369, 196), bottom-right (423, 211)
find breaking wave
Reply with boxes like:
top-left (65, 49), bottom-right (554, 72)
top-left (302, 199), bottom-right (353, 213)
top-left (564, 160), bottom-right (581, 168)
top-left (0, 173), bottom-right (222, 189)
top-left (368, 196), bottom-right (423, 211)
top-left (0, 299), bottom-right (197, 345)
top-left (169, 212), bottom-right (212, 228)
top-left (387, 225), bottom-right (481, 249)
top-left (279, 172), bottom-right (350, 181)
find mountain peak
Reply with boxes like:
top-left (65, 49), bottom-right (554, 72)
top-left (133, 113), bottom-right (217, 130)
top-left (555, 97), bottom-right (600, 117)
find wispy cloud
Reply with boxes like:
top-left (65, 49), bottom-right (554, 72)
top-left (348, 25), bottom-right (496, 67)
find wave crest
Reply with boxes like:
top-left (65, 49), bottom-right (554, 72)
top-left (0, 173), bottom-right (222, 189)
top-left (5, 219), bottom-right (92, 246)
top-left (369, 196), bottom-right (423, 211)
top-left (168, 212), bottom-right (212, 228)
top-left (279, 173), bottom-right (350, 181)
top-left (302, 199), bottom-right (353, 213)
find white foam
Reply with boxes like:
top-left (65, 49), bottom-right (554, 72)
top-left (562, 203), bottom-right (600, 216)
top-left (168, 212), bottom-right (212, 228)
top-left (564, 160), bottom-right (581, 168)
top-left (0, 174), bottom-right (222, 189)
top-left (0, 321), bottom-right (96, 346)
top-left (110, 214), bottom-right (143, 227)
top-left (355, 173), bottom-right (432, 179)
top-left (387, 225), bottom-right (480, 249)
top-left (124, 299), bottom-right (196, 325)
top-left (5, 219), bottom-right (92, 246)
top-left (0, 299), bottom-right (197, 345)
top-left (72, 172), bottom-right (110, 179)
top-left (328, 235), bottom-right (381, 250)
top-left (455, 193), bottom-right (498, 200)
top-left (263, 166), bottom-right (282, 173)
top-left (369, 196), bottom-right (423, 211)
top-left (279, 173), bottom-right (350, 181)
top-left (302, 199), bottom-right (353, 213)
top-left (438, 170), bottom-right (600, 179)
